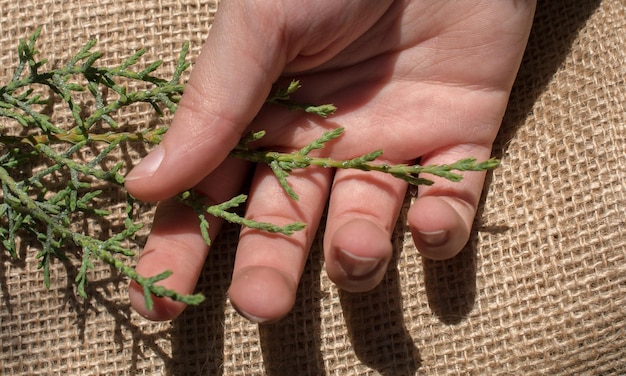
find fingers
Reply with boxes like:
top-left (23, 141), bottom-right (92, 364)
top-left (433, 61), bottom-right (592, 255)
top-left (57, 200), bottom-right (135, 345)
top-left (227, 164), bottom-right (333, 323)
top-left (323, 168), bottom-right (408, 292)
top-left (408, 144), bottom-right (493, 260)
top-left (125, 1), bottom-right (288, 202)
top-left (128, 198), bottom-right (212, 320)
top-left (129, 158), bottom-right (249, 320)
top-left (323, 142), bottom-right (493, 295)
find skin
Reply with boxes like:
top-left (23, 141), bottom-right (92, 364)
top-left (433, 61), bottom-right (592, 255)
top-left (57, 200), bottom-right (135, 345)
top-left (125, 0), bottom-right (537, 322)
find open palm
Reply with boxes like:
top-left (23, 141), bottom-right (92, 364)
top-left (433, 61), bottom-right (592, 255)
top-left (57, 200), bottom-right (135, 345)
top-left (125, 0), bottom-right (536, 322)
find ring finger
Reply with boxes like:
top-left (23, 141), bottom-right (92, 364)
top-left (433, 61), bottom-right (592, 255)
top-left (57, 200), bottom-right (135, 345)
top-left (227, 162), bottom-right (334, 323)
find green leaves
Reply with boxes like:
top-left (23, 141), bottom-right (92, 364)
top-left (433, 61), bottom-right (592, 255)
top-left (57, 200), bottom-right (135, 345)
top-left (266, 80), bottom-right (337, 117)
top-left (231, 131), bottom-right (501, 199)
top-left (178, 191), bottom-right (307, 247)
top-left (0, 29), bottom-right (499, 311)
top-left (0, 28), bottom-right (198, 309)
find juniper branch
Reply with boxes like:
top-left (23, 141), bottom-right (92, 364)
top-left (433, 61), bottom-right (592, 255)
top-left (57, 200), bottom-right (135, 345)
top-left (0, 29), bottom-right (499, 312)
top-left (0, 28), bottom-right (201, 308)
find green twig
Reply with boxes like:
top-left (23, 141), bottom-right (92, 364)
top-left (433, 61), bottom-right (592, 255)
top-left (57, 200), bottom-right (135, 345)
top-left (0, 28), bottom-right (499, 311)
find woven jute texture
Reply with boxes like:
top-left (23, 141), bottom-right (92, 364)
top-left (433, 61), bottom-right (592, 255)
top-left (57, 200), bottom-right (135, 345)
top-left (1, 0), bottom-right (625, 375)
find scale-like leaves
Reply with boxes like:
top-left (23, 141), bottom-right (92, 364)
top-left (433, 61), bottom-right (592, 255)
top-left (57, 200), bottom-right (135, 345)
top-left (0, 29), bottom-right (499, 312)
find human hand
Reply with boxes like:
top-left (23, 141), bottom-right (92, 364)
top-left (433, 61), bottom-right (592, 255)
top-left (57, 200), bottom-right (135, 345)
top-left (125, 0), bottom-right (536, 322)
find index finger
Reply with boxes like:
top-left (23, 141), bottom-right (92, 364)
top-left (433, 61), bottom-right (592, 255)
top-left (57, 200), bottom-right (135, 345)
top-left (125, 2), bottom-right (286, 202)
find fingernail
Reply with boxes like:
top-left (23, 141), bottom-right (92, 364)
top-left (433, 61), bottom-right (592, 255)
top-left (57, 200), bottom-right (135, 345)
top-left (232, 305), bottom-right (273, 324)
top-left (125, 145), bottom-right (164, 181)
top-left (336, 249), bottom-right (382, 279)
top-left (229, 296), bottom-right (276, 324)
top-left (419, 230), bottom-right (448, 247)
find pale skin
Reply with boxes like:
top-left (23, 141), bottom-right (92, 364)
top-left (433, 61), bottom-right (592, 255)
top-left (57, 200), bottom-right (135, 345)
top-left (125, 0), bottom-right (537, 322)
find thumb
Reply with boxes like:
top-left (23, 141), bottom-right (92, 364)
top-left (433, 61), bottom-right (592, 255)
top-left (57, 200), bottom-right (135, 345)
top-left (125, 2), bottom-right (287, 201)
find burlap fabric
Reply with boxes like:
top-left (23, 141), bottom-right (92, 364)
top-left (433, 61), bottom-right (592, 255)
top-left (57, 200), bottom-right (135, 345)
top-left (1, 0), bottom-right (625, 374)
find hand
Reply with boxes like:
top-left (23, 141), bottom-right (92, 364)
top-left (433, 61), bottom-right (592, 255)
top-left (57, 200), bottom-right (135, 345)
top-left (125, 0), bottom-right (536, 322)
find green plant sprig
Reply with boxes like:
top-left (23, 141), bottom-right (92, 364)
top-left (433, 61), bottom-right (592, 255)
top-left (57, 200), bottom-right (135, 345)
top-left (0, 29), bottom-right (499, 311)
top-left (1, 27), bottom-right (202, 310)
top-left (265, 80), bottom-right (337, 117)
top-left (231, 128), bottom-right (500, 200)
